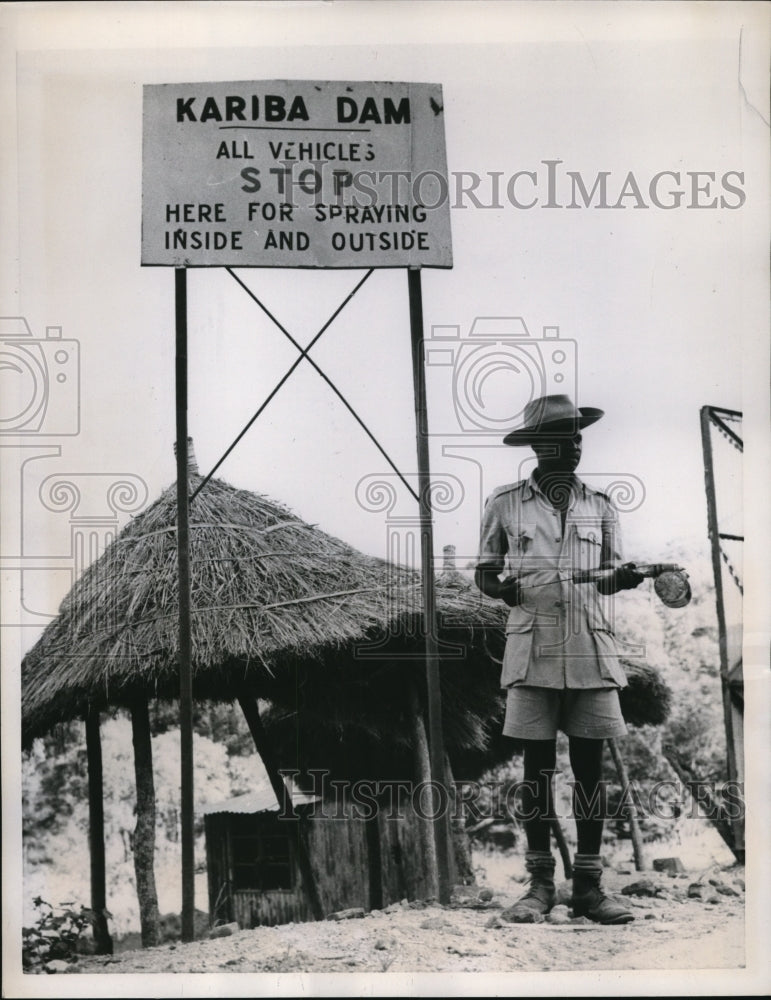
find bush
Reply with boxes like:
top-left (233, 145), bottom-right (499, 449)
top-left (22, 896), bottom-right (97, 970)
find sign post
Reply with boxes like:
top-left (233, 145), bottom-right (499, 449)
top-left (408, 266), bottom-right (452, 903)
top-left (174, 268), bottom-right (195, 941)
top-left (143, 78), bottom-right (455, 929)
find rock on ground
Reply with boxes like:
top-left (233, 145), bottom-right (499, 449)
top-left (67, 863), bottom-right (745, 977)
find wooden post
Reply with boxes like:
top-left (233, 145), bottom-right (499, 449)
top-left (444, 754), bottom-right (473, 885)
top-left (407, 679), bottom-right (439, 899)
top-left (237, 691), bottom-right (324, 920)
top-left (608, 738), bottom-right (646, 872)
top-left (130, 696), bottom-right (161, 947)
top-left (550, 818), bottom-right (573, 880)
top-left (700, 407), bottom-right (744, 856)
top-left (365, 815), bottom-right (383, 911)
top-left (407, 266), bottom-right (452, 905)
top-left (85, 709), bottom-right (113, 954)
top-left (175, 266), bottom-right (196, 942)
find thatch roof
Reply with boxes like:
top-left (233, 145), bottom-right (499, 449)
top-left (21, 470), bottom-right (505, 747)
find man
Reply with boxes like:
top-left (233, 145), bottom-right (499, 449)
top-left (475, 394), bottom-right (643, 924)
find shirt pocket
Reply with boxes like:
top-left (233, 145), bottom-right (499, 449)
top-left (502, 608), bottom-right (537, 686)
top-left (573, 521), bottom-right (603, 572)
top-left (584, 606), bottom-right (627, 685)
top-left (506, 521), bottom-right (536, 575)
top-left (505, 604), bottom-right (537, 634)
top-left (584, 596), bottom-right (613, 634)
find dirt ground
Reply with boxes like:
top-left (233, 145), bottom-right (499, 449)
top-left (66, 854), bottom-right (744, 977)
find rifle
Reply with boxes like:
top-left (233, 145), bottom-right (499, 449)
top-left (513, 563), bottom-right (691, 607)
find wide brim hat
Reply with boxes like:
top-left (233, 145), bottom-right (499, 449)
top-left (503, 394), bottom-right (604, 446)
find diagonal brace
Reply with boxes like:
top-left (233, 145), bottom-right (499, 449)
top-left (191, 268), bottom-right (372, 500)
top-left (191, 268), bottom-right (419, 504)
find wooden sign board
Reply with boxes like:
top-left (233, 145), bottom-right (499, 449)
top-left (142, 80), bottom-right (452, 268)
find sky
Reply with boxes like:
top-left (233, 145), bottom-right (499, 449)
top-left (2, 3), bottom-right (770, 995)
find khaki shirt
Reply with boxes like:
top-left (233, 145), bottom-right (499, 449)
top-left (477, 474), bottom-right (628, 690)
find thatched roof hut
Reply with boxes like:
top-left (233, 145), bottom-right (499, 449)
top-left (21, 460), bottom-right (511, 944)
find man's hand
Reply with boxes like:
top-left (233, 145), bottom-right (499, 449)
top-left (597, 562), bottom-right (645, 594)
top-left (475, 567), bottom-right (523, 606)
top-left (497, 576), bottom-right (523, 607)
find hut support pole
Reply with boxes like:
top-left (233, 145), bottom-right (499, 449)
top-left (175, 266), bottom-right (196, 942)
top-left (130, 697), bottom-right (161, 947)
top-left (365, 815), bottom-right (383, 911)
top-left (608, 738), bottom-right (646, 872)
top-left (444, 754), bottom-right (472, 885)
top-left (407, 679), bottom-right (439, 899)
top-left (407, 266), bottom-right (452, 905)
top-left (237, 692), bottom-right (324, 920)
top-left (85, 710), bottom-right (113, 954)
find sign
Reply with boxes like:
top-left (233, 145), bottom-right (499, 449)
top-left (142, 80), bottom-right (452, 268)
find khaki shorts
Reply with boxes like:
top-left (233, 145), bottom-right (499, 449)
top-left (502, 686), bottom-right (628, 741)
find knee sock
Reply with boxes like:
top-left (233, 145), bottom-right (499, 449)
top-left (568, 736), bottom-right (605, 856)
top-left (521, 739), bottom-right (557, 853)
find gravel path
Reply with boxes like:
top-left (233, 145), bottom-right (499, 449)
top-left (65, 863), bottom-right (744, 976)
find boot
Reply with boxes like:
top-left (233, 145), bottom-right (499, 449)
top-left (571, 853), bottom-right (634, 924)
top-left (501, 851), bottom-right (556, 923)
